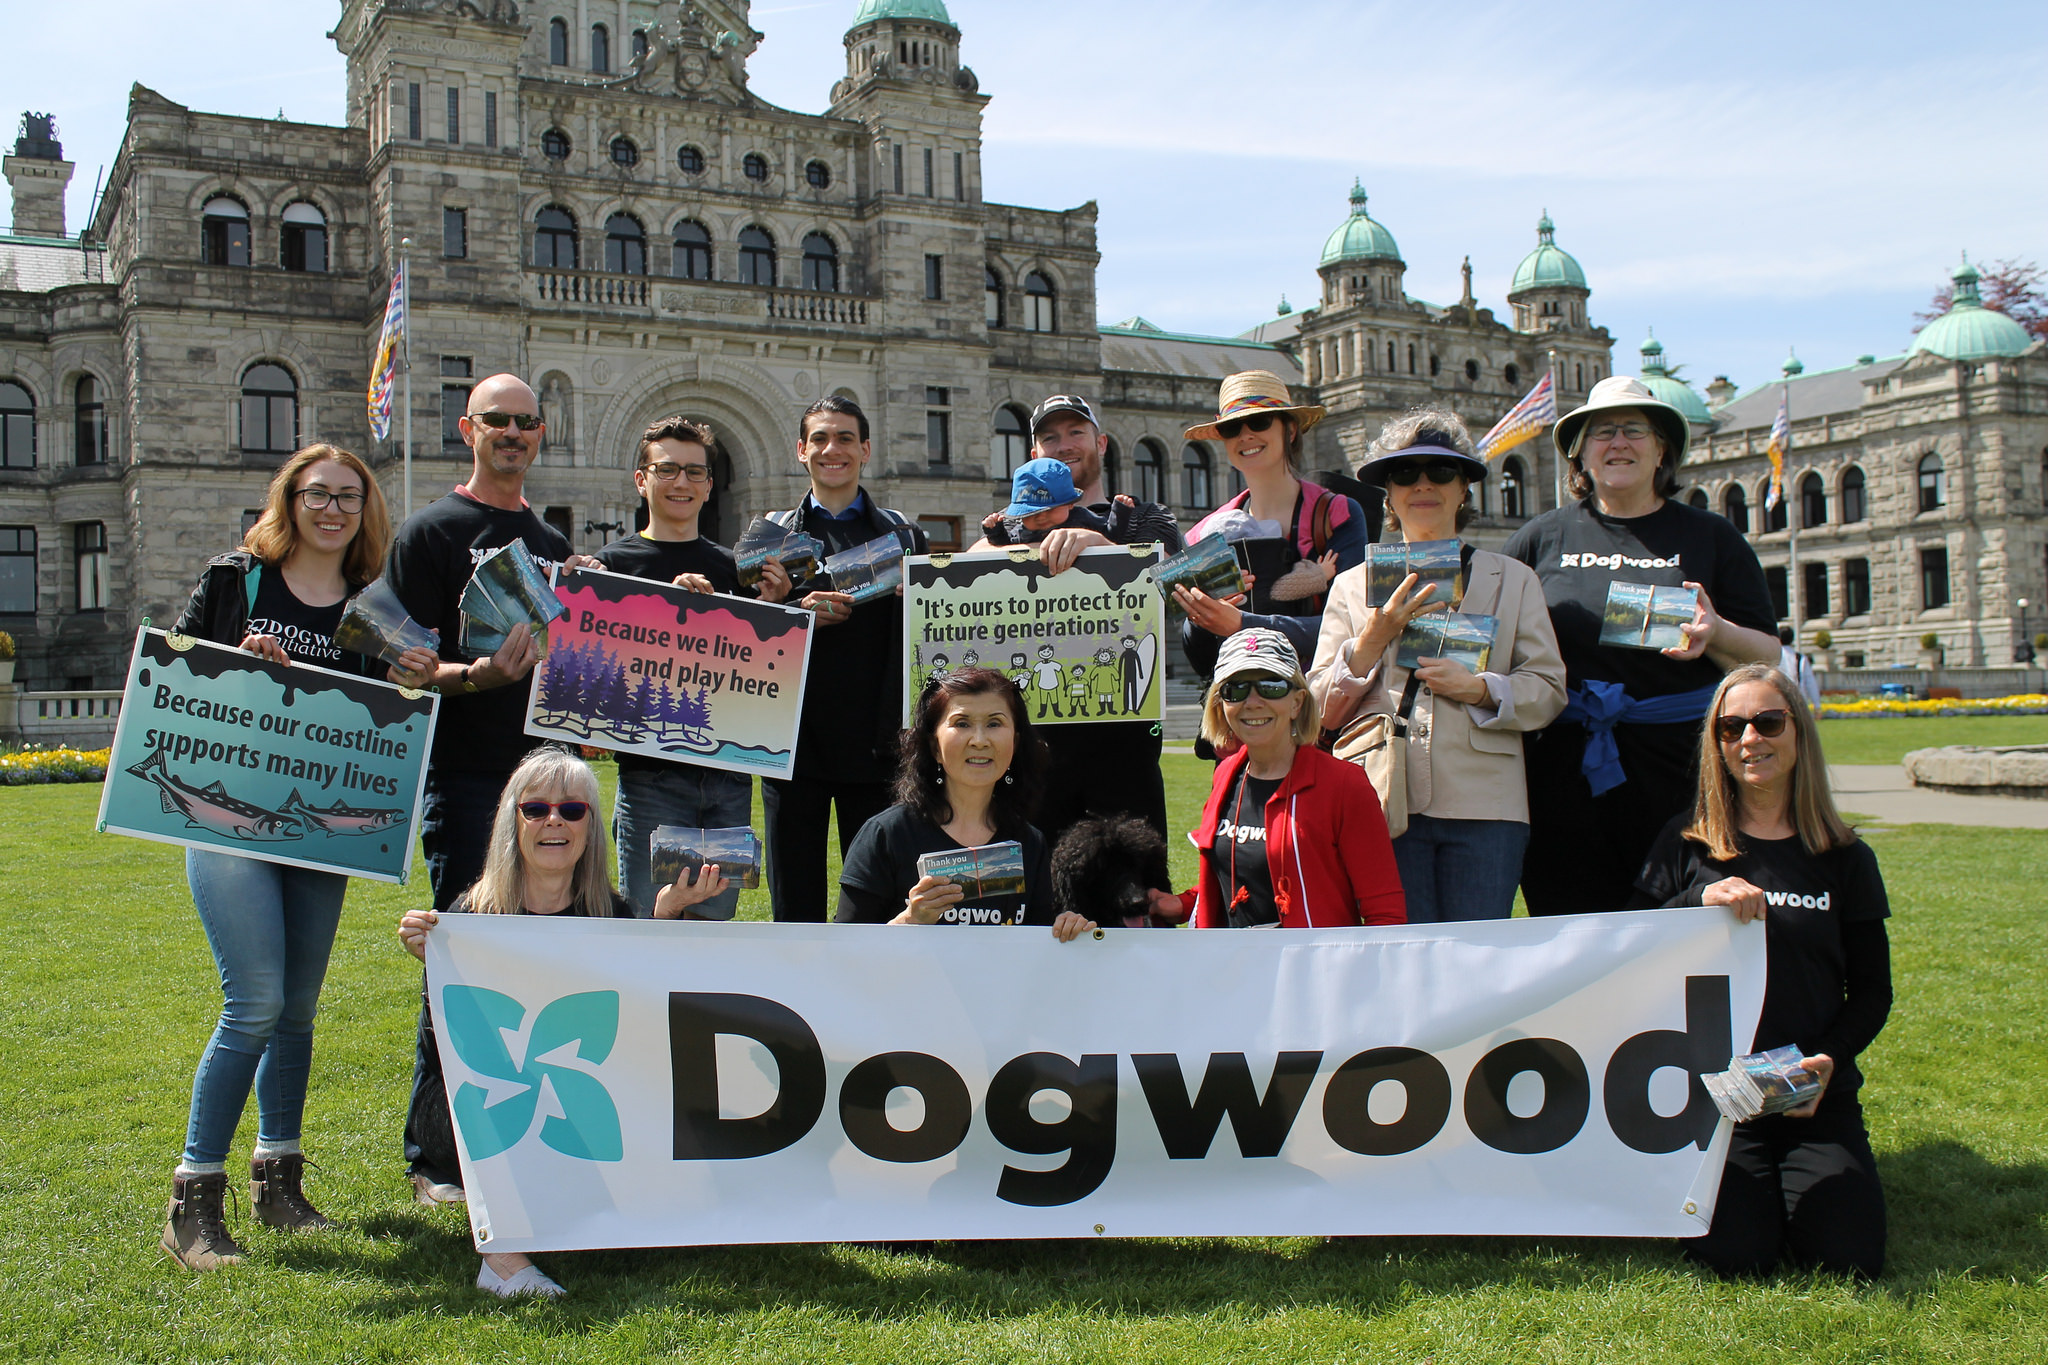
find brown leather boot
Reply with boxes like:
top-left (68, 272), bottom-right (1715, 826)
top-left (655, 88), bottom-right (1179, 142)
top-left (250, 1154), bottom-right (330, 1231)
top-left (162, 1172), bottom-right (245, 1271)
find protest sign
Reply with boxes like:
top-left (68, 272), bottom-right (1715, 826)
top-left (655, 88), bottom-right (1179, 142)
top-left (96, 627), bottom-right (436, 882)
top-left (425, 909), bottom-right (1760, 1253)
top-left (525, 566), bottom-right (813, 779)
top-left (903, 546), bottom-right (1164, 725)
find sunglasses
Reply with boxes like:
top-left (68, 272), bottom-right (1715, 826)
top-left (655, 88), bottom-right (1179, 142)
top-left (517, 800), bottom-right (591, 822)
top-left (1383, 459), bottom-right (1466, 487)
top-left (1713, 710), bottom-right (1790, 743)
top-left (1214, 413), bottom-right (1279, 440)
top-left (467, 410), bottom-right (545, 431)
top-left (1219, 676), bottom-right (1296, 703)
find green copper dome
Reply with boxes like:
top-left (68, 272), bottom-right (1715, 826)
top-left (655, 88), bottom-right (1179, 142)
top-left (1637, 329), bottom-right (1710, 424)
top-left (1320, 181), bottom-right (1402, 266)
top-left (850, 0), bottom-right (955, 27)
top-left (1911, 256), bottom-right (2034, 361)
top-left (1509, 212), bottom-right (1587, 294)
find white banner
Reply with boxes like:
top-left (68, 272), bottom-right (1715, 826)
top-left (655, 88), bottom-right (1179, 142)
top-left (425, 912), bottom-right (1761, 1253)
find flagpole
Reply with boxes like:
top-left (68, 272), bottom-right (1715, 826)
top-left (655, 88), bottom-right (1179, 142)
top-left (1548, 349), bottom-right (1563, 511)
top-left (399, 237), bottom-right (414, 521)
top-left (1784, 378), bottom-right (1798, 650)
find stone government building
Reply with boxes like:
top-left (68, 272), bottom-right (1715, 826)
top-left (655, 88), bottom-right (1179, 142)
top-left (0, 0), bottom-right (2037, 692)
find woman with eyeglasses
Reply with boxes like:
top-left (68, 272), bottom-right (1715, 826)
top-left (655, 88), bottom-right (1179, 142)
top-left (1175, 371), bottom-right (1368, 681)
top-left (1628, 664), bottom-right (1891, 1279)
top-left (1145, 630), bottom-right (1405, 930)
top-left (161, 444), bottom-right (438, 1272)
top-left (1501, 377), bottom-right (1779, 917)
top-left (397, 747), bottom-right (726, 1297)
top-left (1308, 409), bottom-right (1566, 922)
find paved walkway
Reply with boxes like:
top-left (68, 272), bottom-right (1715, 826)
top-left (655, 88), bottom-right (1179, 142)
top-left (1829, 764), bottom-right (2048, 830)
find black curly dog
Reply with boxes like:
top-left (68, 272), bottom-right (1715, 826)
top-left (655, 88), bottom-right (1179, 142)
top-left (1050, 814), bottom-right (1180, 928)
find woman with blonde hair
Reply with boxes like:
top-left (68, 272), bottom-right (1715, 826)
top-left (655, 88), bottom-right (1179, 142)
top-left (1309, 407), bottom-right (1567, 921)
top-left (1630, 664), bottom-right (1892, 1278)
top-left (399, 747), bottom-right (728, 1297)
top-left (160, 445), bottom-right (438, 1272)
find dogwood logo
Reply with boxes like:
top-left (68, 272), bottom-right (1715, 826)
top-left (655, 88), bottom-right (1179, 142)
top-left (440, 986), bottom-right (624, 1162)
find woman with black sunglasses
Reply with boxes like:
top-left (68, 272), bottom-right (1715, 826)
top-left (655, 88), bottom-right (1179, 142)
top-left (1146, 629), bottom-right (1405, 929)
top-left (397, 747), bottom-right (725, 1298)
top-left (1309, 409), bottom-right (1566, 922)
top-left (1628, 663), bottom-right (1891, 1279)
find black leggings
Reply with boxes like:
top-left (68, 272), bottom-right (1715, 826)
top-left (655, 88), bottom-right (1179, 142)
top-left (1688, 1105), bottom-right (1887, 1279)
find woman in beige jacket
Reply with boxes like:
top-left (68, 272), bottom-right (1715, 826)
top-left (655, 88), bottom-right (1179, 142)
top-left (1308, 409), bottom-right (1566, 921)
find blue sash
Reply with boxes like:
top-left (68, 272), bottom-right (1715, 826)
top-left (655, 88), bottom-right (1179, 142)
top-left (1557, 680), bottom-right (1719, 796)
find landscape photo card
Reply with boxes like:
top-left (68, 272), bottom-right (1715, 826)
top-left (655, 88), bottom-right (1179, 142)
top-left (916, 840), bottom-right (1028, 900)
top-left (1599, 581), bottom-right (1699, 651)
top-left (1366, 538), bottom-right (1463, 608)
top-left (334, 578), bottom-right (440, 668)
top-left (822, 532), bottom-right (905, 603)
top-left (1395, 611), bottom-right (1497, 673)
top-left (1152, 535), bottom-right (1246, 603)
top-left (649, 824), bottom-right (764, 893)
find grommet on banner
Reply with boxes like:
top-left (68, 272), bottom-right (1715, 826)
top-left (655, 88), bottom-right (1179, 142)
top-left (1683, 1201), bottom-right (1697, 1216)
top-left (1093, 1224), bottom-right (1105, 1235)
top-left (1092, 928), bottom-right (1105, 940)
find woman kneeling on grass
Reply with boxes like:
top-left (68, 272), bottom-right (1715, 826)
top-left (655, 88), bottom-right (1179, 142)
top-left (398, 747), bottom-right (726, 1298)
top-left (1628, 663), bottom-right (1893, 1278)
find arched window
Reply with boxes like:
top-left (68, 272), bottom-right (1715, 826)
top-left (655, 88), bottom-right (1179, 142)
top-left (1133, 438), bottom-right (1165, 504)
top-left (742, 152), bottom-right (769, 182)
top-left (806, 160), bottom-right (832, 189)
top-left (590, 24), bottom-right (610, 73)
top-left (74, 376), bottom-right (106, 466)
top-left (1501, 455), bottom-right (1526, 519)
top-left (1917, 452), bottom-right (1945, 512)
top-left (671, 220), bottom-right (711, 280)
top-left (991, 405), bottom-right (1029, 479)
top-left (200, 196), bottom-right (250, 267)
top-left (1023, 271), bottom-right (1056, 333)
top-left (1505, 362), bottom-right (1520, 387)
top-left (239, 364), bottom-right (297, 455)
top-left (1723, 482), bottom-right (1748, 534)
top-left (1687, 488), bottom-right (1708, 510)
top-left (984, 267), bottom-right (1004, 329)
top-left (280, 201), bottom-right (327, 272)
top-left (604, 213), bottom-right (645, 275)
top-left (800, 232), bottom-right (838, 292)
top-left (548, 17), bottom-right (568, 65)
top-left (1182, 442), bottom-right (1213, 509)
top-left (1463, 359), bottom-right (1479, 382)
top-left (1840, 465), bottom-right (1867, 523)
top-left (533, 206), bottom-right (578, 268)
top-left (1799, 471), bottom-right (1826, 528)
top-left (1576, 362), bottom-right (1585, 389)
top-left (1103, 437), bottom-right (1120, 497)
top-left (677, 144), bottom-right (705, 175)
top-left (1762, 482), bottom-right (1788, 532)
top-left (738, 226), bottom-right (776, 286)
top-left (1407, 343), bottom-right (1416, 374)
top-left (541, 127), bottom-right (571, 160)
top-left (609, 136), bottom-right (638, 167)
top-left (631, 29), bottom-right (648, 63)
top-left (0, 382), bottom-right (34, 469)
top-left (1386, 341), bottom-right (1395, 371)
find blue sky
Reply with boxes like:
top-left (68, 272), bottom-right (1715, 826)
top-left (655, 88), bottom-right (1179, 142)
top-left (4, 0), bottom-right (2041, 395)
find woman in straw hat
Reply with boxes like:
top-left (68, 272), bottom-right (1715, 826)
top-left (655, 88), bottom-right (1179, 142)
top-left (1501, 376), bottom-right (1779, 917)
top-left (1308, 407), bottom-right (1568, 922)
top-left (1175, 370), bottom-right (1368, 683)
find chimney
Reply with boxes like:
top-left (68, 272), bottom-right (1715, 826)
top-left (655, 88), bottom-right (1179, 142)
top-left (1705, 375), bottom-right (1737, 410)
top-left (4, 112), bottom-right (74, 239)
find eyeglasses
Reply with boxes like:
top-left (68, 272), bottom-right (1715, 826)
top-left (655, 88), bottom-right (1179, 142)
top-left (1383, 459), bottom-right (1466, 487)
top-left (466, 410), bottom-right (545, 431)
top-left (295, 487), bottom-right (365, 513)
top-left (1219, 676), bottom-right (1296, 703)
top-left (517, 800), bottom-right (591, 822)
top-left (1713, 710), bottom-right (1791, 743)
top-left (1215, 413), bottom-right (1279, 440)
top-left (641, 461), bottom-right (711, 483)
top-left (1587, 422), bottom-right (1653, 443)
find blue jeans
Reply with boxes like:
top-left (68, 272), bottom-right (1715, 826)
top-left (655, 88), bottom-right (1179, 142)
top-left (614, 763), bottom-right (752, 918)
top-left (1391, 813), bottom-right (1529, 923)
top-left (182, 849), bottom-right (348, 1165)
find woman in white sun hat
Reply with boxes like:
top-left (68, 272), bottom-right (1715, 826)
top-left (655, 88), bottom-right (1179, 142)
top-left (1502, 375), bottom-right (1778, 917)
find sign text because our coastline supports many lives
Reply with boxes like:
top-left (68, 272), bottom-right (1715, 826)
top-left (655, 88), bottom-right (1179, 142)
top-left (426, 910), bottom-right (1761, 1253)
top-left (97, 628), bottom-right (437, 882)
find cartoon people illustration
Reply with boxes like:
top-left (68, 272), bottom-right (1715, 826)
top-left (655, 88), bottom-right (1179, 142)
top-left (1119, 634), bottom-right (1145, 714)
top-left (961, 648), bottom-right (980, 669)
top-left (1066, 662), bottom-right (1090, 711)
top-left (1031, 643), bottom-right (1065, 719)
top-left (1088, 645), bottom-right (1121, 715)
top-left (1006, 651), bottom-right (1033, 691)
top-left (926, 652), bottom-right (951, 691)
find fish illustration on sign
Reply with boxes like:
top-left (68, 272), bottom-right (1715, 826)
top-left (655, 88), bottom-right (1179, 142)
top-left (280, 789), bottom-right (407, 837)
top-left (125, 747), bottom-right (303, 842)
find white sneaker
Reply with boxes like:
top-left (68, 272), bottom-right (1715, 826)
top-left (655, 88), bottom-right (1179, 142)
top-left (476, 1259), bottom-right (565, 1299)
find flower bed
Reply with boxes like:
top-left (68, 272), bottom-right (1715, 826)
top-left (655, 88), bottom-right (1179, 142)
top-left (1818, 694), bottom-right (2048, 718)
top-left (0, 747), bottom-right (110, 784)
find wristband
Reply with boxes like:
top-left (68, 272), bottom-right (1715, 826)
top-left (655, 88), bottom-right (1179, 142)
top-left (460, 662), bottom-right (481, 694)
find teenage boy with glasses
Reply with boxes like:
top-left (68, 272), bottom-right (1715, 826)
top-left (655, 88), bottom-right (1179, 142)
top-left (594, 416), bottom-right (792, 918)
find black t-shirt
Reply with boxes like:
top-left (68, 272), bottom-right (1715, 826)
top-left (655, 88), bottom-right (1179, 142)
top-left (386, 490), bottom-right (573, 775)
top-left (1212, 770), bottom-right (1282, 928)
top-left (833, 803), bottom-right (1054, 926)
top-left (594, 533), bottom-right (746, 779)
top-left (246, 568), bottom-right (368, 673)
top-left (1629, 818), bottom-right (1893, 1109)
top-left (447, 889), bottom-right (633, 919)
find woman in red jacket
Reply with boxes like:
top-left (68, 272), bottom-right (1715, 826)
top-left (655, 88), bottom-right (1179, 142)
top-left (1150, 629), bottom-right (1406, 928)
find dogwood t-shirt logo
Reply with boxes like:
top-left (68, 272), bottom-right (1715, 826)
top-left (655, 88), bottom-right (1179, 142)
top-left (441, 986), bottom-right (624, 1162)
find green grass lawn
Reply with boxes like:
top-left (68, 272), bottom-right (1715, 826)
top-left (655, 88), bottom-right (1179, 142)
top-left (1819, 714), bottom-right (2048, 766)
top-left (2, 763), bottom-right (2043, 1362)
